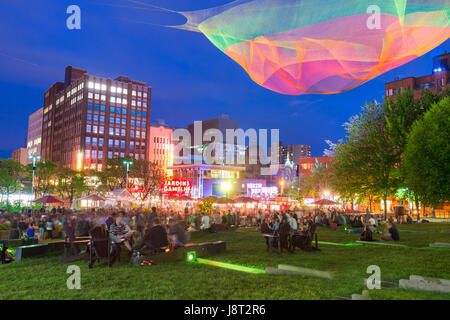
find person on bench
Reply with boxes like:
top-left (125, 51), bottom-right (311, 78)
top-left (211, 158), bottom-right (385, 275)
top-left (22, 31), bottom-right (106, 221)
top-left (135, 218), bottom-right (169, 252)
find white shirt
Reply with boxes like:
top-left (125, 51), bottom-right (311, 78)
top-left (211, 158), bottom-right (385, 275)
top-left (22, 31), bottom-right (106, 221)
top-left (201, 215), bottom-right (210, 229)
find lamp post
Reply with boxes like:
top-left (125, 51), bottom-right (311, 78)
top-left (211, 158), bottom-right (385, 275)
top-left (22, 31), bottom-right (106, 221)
top-left (29, 155), bottom-right (41, 201)
top-left (123, 160), bottom-right (133, 191)
top-left (280, 180), bottom-right (285, 195)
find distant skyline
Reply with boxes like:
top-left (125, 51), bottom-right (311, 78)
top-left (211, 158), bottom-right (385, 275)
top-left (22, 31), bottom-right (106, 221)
top-left (0, 0), bottom-right (449, 158)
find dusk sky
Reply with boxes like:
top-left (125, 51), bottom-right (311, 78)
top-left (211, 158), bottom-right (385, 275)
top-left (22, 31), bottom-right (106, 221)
top-left (0, 0), bottom-right (449, 158)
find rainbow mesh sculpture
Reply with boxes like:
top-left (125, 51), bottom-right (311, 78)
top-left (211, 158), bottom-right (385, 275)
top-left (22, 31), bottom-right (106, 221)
top-left (171, 0), bottom-right (449, 95)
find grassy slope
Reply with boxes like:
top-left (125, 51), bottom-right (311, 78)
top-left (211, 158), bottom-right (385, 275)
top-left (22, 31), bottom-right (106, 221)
top-left (0, 223), bottom-right (449, 300)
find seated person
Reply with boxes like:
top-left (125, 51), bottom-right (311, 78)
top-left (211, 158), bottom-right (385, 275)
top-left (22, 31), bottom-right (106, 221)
top-left (135, 218), bottom-right (169, 252)
top-left (109, 215), bottom-right (135, 251)
top-left (278, 217), bottom-right (293, 252)
top-left (360, 225), bottom-right (374, 241)
top-left (381, 222), bottom-right (400, 241)
top-left (168, 218), bottom-right (188, 248)
top-left (26, 223), bottom-right (36, 238)
top-left (201, 214), bottom-right (210, 230)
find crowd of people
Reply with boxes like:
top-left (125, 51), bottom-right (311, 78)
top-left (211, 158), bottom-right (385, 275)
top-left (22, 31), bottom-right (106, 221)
top-left (0, 205), bottom-right (407, 257)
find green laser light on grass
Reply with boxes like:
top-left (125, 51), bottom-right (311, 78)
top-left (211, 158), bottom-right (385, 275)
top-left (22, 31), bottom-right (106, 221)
top-left (186, 251), bottom-right (197, 262)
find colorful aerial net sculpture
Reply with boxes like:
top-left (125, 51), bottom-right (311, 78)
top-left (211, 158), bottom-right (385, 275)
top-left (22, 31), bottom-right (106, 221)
top-left (168, 0), bottom-right (449, 95)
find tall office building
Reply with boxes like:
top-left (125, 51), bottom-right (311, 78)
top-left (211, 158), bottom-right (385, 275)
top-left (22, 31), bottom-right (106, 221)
top-left (26, 107), bottom-right (43, 163)
top-left (186, 114), bottom-right (245, 165)
top-left (279, 142), bottom-right (311, 165)
top-left (385, 52), bottom-right (449, 99)
top-left (41, 66), bottom-right (151, 170)
top-left (11, 148), bottom-right (28, 165)
top-left (149, 120), bottom-right (174, 174)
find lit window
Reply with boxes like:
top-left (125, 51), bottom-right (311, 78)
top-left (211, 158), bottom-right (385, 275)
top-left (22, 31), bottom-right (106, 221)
top-left (88, 92), bottom-right (93, 99)
top-left (93, 126), bottom-right (98, 133)
top-left (143, 92), bottom-right (147, 98)
top-left (108, 139), bottom-right (113, 147)
top-left (110, 97), bottom-right (116, 103)
top-left (92, 150), bottom-right (97, 159)
top-left (108, 151), bottom-right (113, 159)
top-left (115, 128), bottom-right (120, 136)
top-left (88, 82), bottom-right (94, 88)
top-left (101, 84), bottom-right (107, 91)
top-left (132, 90), bottom-right (136, 96)
top-left (98, 151), bottom-right (103, 159)
top-left (123, 88), bottom-right (128, 95)
top-left (115, 140), bottom-right (119, 147)
top-left (92, 137), bottom-right (97, 146)
top-left (130, 141), bottom-right (134, 149)
top-left (99, 138), bottom-right (104, 147)
top-left (95, 93), bottom-right (100, 100)
top-left (131, 100), bottom-right (136, 106)
top-left (111, 86), bottom-right (116, 93)
top-left (86, 125), bottom-right (91, 133)
top-left (95, 83), bottom-right (100, 90)
top-left (117, 87), bottom-right (122, 94)
top-left (109, 127), bottom-right (114, 135)
top-left (85, 137), bottom-right (91, 145)
top-left (130, 130), bottom-right (134, 138)
top-left (116, 98), bottom-right (122, 104)
top-left (101, 95), bottom-right (106, 101)
top-left (122, 99), bottom-right (127, 105)
top-left (121, 129), bottom-right (125, 136)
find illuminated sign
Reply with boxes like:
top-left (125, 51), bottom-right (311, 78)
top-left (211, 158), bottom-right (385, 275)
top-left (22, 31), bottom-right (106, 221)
top-left (128, 185), bottom-right (145, 193)
top-left (161, 179), bottom-right (192, 195)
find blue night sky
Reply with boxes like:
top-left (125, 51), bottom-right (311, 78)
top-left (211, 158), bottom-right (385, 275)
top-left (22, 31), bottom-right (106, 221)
top-left (0, 0), bottom-right (449, 158)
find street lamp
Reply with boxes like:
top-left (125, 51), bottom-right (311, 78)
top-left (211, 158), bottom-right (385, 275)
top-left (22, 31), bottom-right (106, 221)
top-left (122, 160), bottom-right (133, 191)
top-left (280, 180), bottom-right (285, 195)
top-left (29, 155), bottom-right (41, 201)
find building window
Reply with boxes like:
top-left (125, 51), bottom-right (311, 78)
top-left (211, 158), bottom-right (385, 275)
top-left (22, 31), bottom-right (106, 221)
top-left (99, 126), bottom-right (104, 134)
top-left (92, 150), bottom-right (97, 159)
top-left (121, 118), bottom-right (126, 125)
top-left (87, 114), bottom-right (92, 121)
top-left (85, 137), bottom-right (91, 146)
top-left (100, 105), bottom-right (106, 111)
top-left (93, 126), bottom-right (98, 134)
top-left (110, 106), bottom-right (115, 113)
top-left (130, 130), bottom-right (134, 138)
top-left (100, 115), bottom-right (105, 122)
top-left (98, 151), bottom-right (103, 159)
top-left (108, 151), bottom-right (113, 159)
top-left (121, 140), bottom-right (125, 149)
top-left (108, 139), bottom-right (113, 147)
top-left (88, 103), bottom-right (93, 110)
top-left (109, 127), bottom-right (114, 135)
top-left (86, 125), bottom-right (91, 133)
top-left (121, 129), bottom-right (126, 136)
top-left (92, 137), bottom-right (97, 146)
top-left (130, 141), bottom-right (134, 149)
top-left (115, 140), bottom-right (119, 148)
top-left (99, 138), bottom-right (104, 147)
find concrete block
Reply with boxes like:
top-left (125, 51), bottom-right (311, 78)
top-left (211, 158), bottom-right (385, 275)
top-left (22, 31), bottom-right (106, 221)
top-left (278, 264), bottom-right (332, 279)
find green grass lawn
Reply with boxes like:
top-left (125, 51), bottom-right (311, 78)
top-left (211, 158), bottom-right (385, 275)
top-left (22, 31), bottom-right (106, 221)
top-left (1, 223), bottom-right (449, 300)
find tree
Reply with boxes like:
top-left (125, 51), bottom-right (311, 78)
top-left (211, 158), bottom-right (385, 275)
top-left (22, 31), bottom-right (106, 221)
top-left (334, 102), bottom-right (399, 218)
top-left (129, 159), bottom-right (167, 202)
top-left (403, 97), bottom-right (450, 210)
top-left (55, 168), bottom-right (88, 202)
top-left (32, 160), bottom-right (58, 197)
top-left (96, 158), bottom-right (128, 191)
top-left (0, 159), bottom-right (26, 203)
top-left (384, 88), bottom-right (450, 204)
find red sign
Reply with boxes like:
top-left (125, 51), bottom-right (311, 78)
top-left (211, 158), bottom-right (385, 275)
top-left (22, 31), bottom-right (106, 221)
top-left (161, 179), bottom-right (192, 195)
top-left (128, 185), bottom-right (145, 193)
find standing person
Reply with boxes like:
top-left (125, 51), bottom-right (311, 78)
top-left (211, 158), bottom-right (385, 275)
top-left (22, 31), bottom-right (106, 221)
top-left (38, 218), bottom-right (45, 240)
top-left (46, 218), bottom-right (54, 239)
top-left (26, 223), bottom-right (36, 239)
